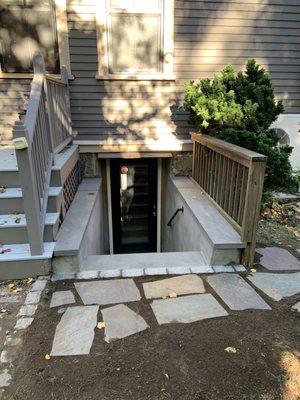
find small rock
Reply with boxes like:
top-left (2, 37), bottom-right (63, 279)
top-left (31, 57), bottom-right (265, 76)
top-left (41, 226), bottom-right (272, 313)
top-left (225, 347), bottom-right (237, 353)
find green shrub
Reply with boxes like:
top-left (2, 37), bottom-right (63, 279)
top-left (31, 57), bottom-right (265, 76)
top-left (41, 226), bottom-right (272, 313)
top-left (184, 59), bottom-right (297, 192)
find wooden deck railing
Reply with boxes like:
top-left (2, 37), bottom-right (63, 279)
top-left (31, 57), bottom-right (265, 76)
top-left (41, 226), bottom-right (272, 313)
top-left (12, 52), bottom-right (72, 255)
top-left (191, 132), bottom-right (267, 267)
top-left (45, 70), bottom-right (72, 154)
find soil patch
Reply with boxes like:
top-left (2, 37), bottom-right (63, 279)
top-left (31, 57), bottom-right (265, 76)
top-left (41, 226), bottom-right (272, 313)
top-left (4, 276), bottom-right (300, 400)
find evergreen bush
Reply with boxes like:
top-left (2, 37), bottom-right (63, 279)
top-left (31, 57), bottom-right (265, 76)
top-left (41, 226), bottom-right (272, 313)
top-left (184, 59), bottom-right (297, 192)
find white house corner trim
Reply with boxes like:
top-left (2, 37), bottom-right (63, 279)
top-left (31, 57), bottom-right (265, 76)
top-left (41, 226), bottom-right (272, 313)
top-left (54, 0), bottom-right (72, 77)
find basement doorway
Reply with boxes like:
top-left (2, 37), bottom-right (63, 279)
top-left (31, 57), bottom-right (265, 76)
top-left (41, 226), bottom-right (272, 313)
top-left (110, 158), bottom-right (158, 254)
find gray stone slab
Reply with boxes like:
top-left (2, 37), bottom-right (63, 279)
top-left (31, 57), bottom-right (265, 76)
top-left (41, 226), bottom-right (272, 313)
top-left (207, 274), bottom-right (271, 310)
top-left (143, 274), bottom-right (205, 299)
top-left (74, 279), bottom-right (141, 306)
top-left (151, 294), bottom-right (228, 324)
top-left (213, 266), bottom-right (235, 273)
top-left (0, 369), bottom-right (11, 388)
top-left (14, 317), bottom-right (34, 330)
top-left (24, 291), bottom-right (41, 305)
top-left (51, 306), bottom-right (99, 356)
top-left (247, 272), bottom-right (300, 301)
top-left (50, 291), bottom-right (76, 308)
top-left (101, 304), bottom-right (149, 343)
top-left (292, 301), bottom-right (300, 312)
top-left (31, 280), bottom-right (47, 292)
top-left (256, 247), bottom-right (300, 271)
top-left (18, 304), bottom-right (38, 317)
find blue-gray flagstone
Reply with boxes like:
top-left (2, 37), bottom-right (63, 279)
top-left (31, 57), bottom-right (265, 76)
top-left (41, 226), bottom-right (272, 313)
top-left (247, 272), bottom-right (300, 301)
top-left (50, 306), bottom-right (99, 356)
top-left (207, 274), bottom-right (271, 310)
top-left (74, 279), bottom-right (141, 306)
top-left (256, 247), bottom-right (300, 271)
top-left (143, 274), bottom-right (205, 299)
top-left (151, 294), bottom-right (228, 324)
top-left (101, 304), bottom-right (149, 343)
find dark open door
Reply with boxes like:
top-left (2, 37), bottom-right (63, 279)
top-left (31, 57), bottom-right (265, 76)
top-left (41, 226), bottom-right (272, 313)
top-left (111, 158), bottom-right (158, 254)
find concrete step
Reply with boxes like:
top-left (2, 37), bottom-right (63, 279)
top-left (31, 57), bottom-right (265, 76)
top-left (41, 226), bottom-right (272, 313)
top-left (0, 242), bottom-right (55, 280)
top-left (81, 251), bottom-right (210, 278)
top-left (0, 212), bottom-right (60, 243)
top-left (0, 187), bottom-right (62, 214)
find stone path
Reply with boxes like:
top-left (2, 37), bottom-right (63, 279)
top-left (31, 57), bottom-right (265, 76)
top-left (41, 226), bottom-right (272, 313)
top-left (151, 294), bottom-right (228, 324)
top-left (207, 274), bottom-right (271, 310)
top-left (74, 279), bottom-right (141, 305)
top-left (256, 247), bottom-right (300, 271)
top-left (247, 272), bottom-right (300, 301)
top-left (143, 274), bottom-right (205, 299)
top-left (101, 304), bottom-right (149, 343)
top-left (51, 306), bottom-right (99, 356)
top-left (40, 248), bottom-right (300, 358)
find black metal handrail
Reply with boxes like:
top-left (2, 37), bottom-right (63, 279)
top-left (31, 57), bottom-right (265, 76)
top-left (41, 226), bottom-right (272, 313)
top-left (167, 207), bottom-right (184, 227)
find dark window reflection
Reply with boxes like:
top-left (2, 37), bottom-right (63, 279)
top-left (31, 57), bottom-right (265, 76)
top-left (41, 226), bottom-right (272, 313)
top-left (0, 0), bottom-right (59, 72)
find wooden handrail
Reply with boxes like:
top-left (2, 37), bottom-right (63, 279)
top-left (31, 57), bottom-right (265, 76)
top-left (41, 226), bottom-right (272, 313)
top-left (191, 133), bottom-right (267, 167)
top-left (191, 132), bottom-right (266, 267)
top-left (12, 52), bottom-right (72, 256)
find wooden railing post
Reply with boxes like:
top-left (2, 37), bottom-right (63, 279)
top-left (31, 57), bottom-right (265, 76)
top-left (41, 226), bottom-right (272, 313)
top-left (13, 122), bottom-right (44, 255)
top-left (33, 51), bottom-right (45, 75)
top-left (241, 159), bottom-right (266, 267)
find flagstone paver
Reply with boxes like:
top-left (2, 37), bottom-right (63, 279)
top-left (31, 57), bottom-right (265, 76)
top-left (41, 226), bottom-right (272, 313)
top-left (143, 274), bottom-right (205, 299)
top-left (0, 369), bottom-right (11, 387)
top-left (17, 304), bottom-right (38, 317)
top-left (101, 304), bottom-right (149, 343)
top-left (151, 294), bottom-right (228, 324)
top-left (248, 272), bottom-right (300, 301)
top-left (51, 306), bottom-right (99, 356)
top-left (14, 318), bottom-right (34, 330)
top-left (74, 279), bottom-right (141, 306)
top-left (31, 280), bottom-right (47, 292)
top-left (292, 302), bottom-right (300, 312)
top-left (256, 247), bottom-right (300, 271)
top-left (207, 274), bottom-right (271, 310)
top-left (50, 291), bottom-right (76, 308)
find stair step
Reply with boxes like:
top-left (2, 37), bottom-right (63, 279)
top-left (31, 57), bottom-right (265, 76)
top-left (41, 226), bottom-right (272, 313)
top-left (81, 251), bottom-right (208, 277)
top-left (0, 187), bottom-right (62, 214)
top-left (0, 212), bottom-right (59, 243)
top-left (0, 242), bottom-right (55, 262)
top-left (0, 242), bottom-right (55, 280)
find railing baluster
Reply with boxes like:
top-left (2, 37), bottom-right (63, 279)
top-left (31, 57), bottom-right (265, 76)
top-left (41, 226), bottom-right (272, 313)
top-left (12, 52), bottom-right (72, 256)
top-left (191, 132), bottom-right (266, 268)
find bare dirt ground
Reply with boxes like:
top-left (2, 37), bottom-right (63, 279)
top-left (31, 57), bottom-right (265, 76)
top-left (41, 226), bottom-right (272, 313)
top-left (2, 201), bottom-right (300, 400)
top-left (2, 271), bottom-right (300, 400)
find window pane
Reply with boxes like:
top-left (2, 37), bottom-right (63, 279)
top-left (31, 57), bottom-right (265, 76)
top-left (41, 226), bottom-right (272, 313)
top-left (110, 14), bottom-right (161, 73)
top-left (110, 0), bottom-right (134, 9)
top-left (0, 1), bottom-right (59, 72)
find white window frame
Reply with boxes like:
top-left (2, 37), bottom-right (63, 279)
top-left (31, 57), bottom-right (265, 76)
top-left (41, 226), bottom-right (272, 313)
top-left (96, 0), bottom-right (174, 80)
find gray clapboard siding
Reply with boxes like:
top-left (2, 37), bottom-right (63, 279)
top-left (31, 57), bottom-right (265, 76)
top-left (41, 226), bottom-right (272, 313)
top-left (67, 0), bottom-right (300, 142)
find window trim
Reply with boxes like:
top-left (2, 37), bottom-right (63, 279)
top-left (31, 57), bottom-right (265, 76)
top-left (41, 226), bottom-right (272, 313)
top-left (95, 0), bottom-right (174, 81)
